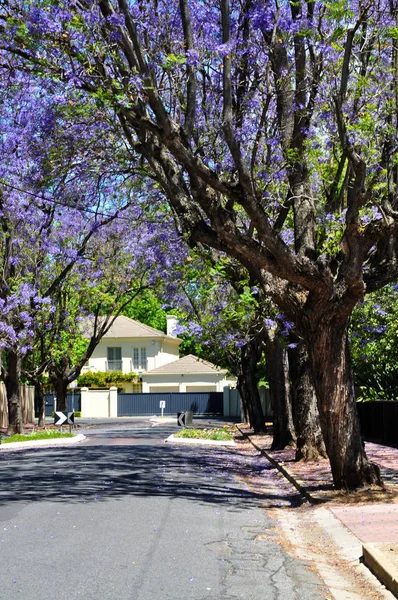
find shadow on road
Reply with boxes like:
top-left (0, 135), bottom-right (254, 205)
top-left (0, 436), bottom-right (301, 511)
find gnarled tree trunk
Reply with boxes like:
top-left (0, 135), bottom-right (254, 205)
top-left (307, 317), bottom-right (381, 489)
top-left (265, 340), bottom-right (296, 450)
top-left (288, 342), bottom-right (327, 461)
top-left (237, 341), bottom-right (266, 433)
top-left (4, 350), bottom-right (23, 435)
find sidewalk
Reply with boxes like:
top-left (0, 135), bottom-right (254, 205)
top-left (237, 424), bottom-right (398, 598)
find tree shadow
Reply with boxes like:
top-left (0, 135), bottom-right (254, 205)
top-left (0, 438), bottom-right (303, 511)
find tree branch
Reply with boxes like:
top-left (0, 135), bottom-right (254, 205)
top-left (179, 0), bottom-right (197, 139)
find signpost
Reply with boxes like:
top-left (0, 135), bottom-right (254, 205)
top-left (54, 411), bottom-right (75, 433)
top-left (159, 400), bottom-right (166, 419)
top-left (70, 380), bottom-right (78, 412)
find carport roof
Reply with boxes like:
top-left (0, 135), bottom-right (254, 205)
top-left (144, 354), bottom-right (227, 375)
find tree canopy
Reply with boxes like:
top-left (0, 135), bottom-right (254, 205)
top-left (2, 0), bottom-right (398, 487)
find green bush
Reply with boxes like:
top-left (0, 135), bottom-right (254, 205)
top-left (77, 370), bottom-right (139, 388)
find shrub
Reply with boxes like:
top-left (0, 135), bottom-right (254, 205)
top-left (175, 428), bottom-right (234, 441)
top-left (77, 370), bottom-right (139, 388)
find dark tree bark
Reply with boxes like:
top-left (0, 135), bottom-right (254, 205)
top-left (3, 349), bottom-right (23, 435)
top-left (34, 379), bottom-right (46, 428)
top-left (50, 373), bottom-right (69, 412)
top-left (237, 340), bottom-right (266, 433)
top-left (265, 340), bottom-right (296, 450)
top-left (236, 373), bottom-right (249, 424)
top-left (288, 343), bottom-right (327, 462)
top-left (306, 316), bottom-right (381, 489)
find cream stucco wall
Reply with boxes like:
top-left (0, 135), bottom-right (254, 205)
top-left (80, 387), bottom-right (118, 417)
top-left (83, 337), bottom-right (180, 374)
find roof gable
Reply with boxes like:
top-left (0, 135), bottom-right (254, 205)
top-left (144, 354), bottom-right (227, 375)
top-left (94, 315), bottom-right (181, 342)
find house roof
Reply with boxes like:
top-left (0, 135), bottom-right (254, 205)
top-left (144, 354), bottom-right (227, 376)
top-left (94, 315), bottom-right (181, 343)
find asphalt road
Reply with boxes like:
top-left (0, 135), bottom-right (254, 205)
top-left (0, 421), bottom-right (328, 599)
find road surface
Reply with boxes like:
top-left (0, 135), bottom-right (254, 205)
top-left (0, 420), bottom-right (327, 599)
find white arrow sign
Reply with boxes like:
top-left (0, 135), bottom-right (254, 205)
top-left (54, 411), bottom-right (68, 426)
top-left (54, 411), bottom-right (75, 426)
top-left (177, 412), bottom-right (186, 427)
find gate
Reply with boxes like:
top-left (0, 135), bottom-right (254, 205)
top-left (117, 392), bottom-right (223, 417)
top-left (43, 393), bottom-right (81, 417)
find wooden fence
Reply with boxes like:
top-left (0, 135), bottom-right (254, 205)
top-left (0, 383), bottom-right (35, 428)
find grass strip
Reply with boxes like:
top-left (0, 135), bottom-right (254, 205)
top-left (2, 431), bottom-right (74, 444)
top-left (174, 427), bottom-right (234, 441)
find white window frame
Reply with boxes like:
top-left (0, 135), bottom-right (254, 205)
top-left (133, 347), bottom-right (147, 371)
top-left (107, 347), bottom-right (122, 371)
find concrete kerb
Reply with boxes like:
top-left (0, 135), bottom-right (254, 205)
top-left (165, 433), bottom-right (236, 446)
top-left (363, 543), bottom-right (398, 598)
top-left (0, 433), bottom-right (86, 451)
top-left (235, 424), bottom-right (326, 505)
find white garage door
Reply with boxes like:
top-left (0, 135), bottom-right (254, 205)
top-left (185, 385), bottom-right (217, 393)
top-left (149, 386), bottom-right (179, 393)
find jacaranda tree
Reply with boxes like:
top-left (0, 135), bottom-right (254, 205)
top-left (3, 0), bottom-right (398, 487)
top-left (0, 71), bottom-right (168, 431)
top-left (165, 253), bottom-right (268, 432)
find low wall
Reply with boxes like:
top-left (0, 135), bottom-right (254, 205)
top-left (0, 383), bottom-right (35, 428)
top-left (223, 387), bottom-right (242, 419)
top-left (80, 387), bottom-right (118, 418)
top-left (223, 386), bottom-right (273, 420)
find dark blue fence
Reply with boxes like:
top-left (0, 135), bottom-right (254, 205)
top-left (43, 393), bottom-right (81, 417)
top-left (117, 392), bottom-right (223, 417)
top-left (357, 401), bottom-right (398, 448)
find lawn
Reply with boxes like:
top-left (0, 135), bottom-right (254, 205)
top-left (1, 430), bottom-right (74, 444)
top-left (174, 427), bottom-right (234, 441)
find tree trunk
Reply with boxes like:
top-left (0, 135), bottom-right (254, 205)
top-left (237, 374), bottom-right (249, 424)
top-left (35, 379), bottom-right (46, 428)
top-left (4, 350), bottom-right (23, 435)
top-left (51, 374), bottom-right (69, 412)
top-left (265, 341), bottom-right (296, 450)
top-left (237, 342), bottom-right (267, 433)
top-left (288, 343), bottom-right (327, 461)
top-left (237, 374), bottom-right (248, 423)
top-left (307, 318), bottom-right (381, 489)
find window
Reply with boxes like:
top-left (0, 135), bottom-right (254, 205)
top-left (133, 347), bottom-right (147, 371)
top-left (107, 347), bottom-right (122, 371)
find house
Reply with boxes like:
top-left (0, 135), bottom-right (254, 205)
top-left (142, 354), bottom-right (231, 393)
top-left (83, 315), bottom-right (235, 393)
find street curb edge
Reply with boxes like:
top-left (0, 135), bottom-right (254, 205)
top-left (235, 425), bottom-right (326, 505)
